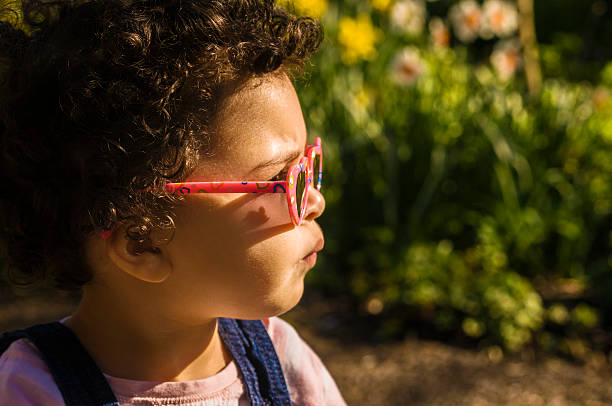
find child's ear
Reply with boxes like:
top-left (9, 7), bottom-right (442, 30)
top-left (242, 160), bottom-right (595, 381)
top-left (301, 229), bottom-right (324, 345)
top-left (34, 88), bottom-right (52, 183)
top-left (105, 228), bottom-right (172, 283)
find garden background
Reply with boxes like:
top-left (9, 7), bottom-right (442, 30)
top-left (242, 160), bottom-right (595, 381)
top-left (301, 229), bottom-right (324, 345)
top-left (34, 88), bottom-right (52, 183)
top-left (1, 0), bottom-right (612, 404)
top-left (284, 0), bottom-right (612, 360)
top-left (284, 0), bottom-right (612, 401)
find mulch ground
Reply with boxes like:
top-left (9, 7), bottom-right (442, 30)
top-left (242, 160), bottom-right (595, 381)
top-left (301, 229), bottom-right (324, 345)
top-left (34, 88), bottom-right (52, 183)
top-left (1, 290), bottom-right (611, 406)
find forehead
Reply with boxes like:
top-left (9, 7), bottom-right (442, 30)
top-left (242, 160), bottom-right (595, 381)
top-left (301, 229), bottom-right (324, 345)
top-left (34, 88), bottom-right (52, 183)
top-left (200, 73), bottom-right (307, 178)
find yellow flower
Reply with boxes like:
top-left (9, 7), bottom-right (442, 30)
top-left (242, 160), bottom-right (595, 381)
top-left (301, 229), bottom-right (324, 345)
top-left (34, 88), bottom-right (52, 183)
top-left (276, 0), bottom-right (328, 18)
top-left (355, 88), bottom-right (372, 109)
top-left (371, 0), bottom-right (393, 12)
top-left (338, 14), bottom-right (383, 65)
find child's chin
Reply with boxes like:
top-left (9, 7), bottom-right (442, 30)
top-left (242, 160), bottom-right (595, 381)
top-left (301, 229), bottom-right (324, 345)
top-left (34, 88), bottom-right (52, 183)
top-left (238, 283), bottom-right (305, 320)
top-left (273, 287), bottom-right (305, 317)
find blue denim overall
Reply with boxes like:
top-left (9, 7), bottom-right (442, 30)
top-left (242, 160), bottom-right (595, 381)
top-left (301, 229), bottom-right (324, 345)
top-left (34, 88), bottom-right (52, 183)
top-left (0, 318), bottom-right (292, 405)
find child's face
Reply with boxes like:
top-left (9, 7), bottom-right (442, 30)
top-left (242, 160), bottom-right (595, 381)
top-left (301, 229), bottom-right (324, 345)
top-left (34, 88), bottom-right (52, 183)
top-left (158, 73), bottom-right (325, 321)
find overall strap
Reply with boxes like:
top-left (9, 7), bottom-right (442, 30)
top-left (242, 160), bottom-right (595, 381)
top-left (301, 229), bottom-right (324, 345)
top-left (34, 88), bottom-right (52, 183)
top-left (218, 318), bottom-right (291, 406)
top-left (0, 322), bottom-right (119, 406)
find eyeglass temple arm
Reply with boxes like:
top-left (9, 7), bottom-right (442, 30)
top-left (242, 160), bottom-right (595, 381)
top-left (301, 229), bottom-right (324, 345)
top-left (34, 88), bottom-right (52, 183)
top-left (164, 181), bottom-right (289, 194)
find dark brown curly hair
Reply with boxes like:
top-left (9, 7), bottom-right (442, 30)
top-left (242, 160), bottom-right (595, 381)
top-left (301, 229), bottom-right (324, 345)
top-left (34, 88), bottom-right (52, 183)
top-left (0, 0), bottom-right (322, 290)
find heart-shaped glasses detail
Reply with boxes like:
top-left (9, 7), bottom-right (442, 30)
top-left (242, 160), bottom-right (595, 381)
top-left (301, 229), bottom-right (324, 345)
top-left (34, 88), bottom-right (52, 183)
top-left (165, 137), bottom-right (323, 226)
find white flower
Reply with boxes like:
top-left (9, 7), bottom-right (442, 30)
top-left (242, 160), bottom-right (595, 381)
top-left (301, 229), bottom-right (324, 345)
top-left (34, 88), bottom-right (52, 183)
top-left (481, 0), bottom-right (518, 39)
top-left (449, 0), bottom-right (482, 43)
top-left (429, 17), bottom-right (450, 48)
top-left (490, 39), bottom-right (521, 81)
top-left (390, 46), bottom-right (425, 86)
top-left (390, 0), bottom-right (427, 36)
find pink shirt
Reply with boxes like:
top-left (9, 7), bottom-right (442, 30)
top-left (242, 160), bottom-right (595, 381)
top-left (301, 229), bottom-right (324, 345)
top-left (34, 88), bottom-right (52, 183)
top-left (0, 317), bottom-right (346, 406)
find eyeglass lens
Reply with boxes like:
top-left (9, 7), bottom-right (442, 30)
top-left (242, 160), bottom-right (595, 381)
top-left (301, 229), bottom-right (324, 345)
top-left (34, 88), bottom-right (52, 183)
top-left (296, 169), bottom-right (306, 217)
top-left (313, 153), bottom-right (321, 189)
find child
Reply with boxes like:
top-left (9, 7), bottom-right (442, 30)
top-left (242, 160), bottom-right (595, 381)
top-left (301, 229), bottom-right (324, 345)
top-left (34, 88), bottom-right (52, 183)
top-left (0, 0), bottom-right (346, 405)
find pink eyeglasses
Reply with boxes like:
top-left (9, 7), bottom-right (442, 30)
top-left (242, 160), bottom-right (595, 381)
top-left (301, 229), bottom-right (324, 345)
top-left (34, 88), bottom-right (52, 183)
top-left (164, 137), bottom-right (323, 226)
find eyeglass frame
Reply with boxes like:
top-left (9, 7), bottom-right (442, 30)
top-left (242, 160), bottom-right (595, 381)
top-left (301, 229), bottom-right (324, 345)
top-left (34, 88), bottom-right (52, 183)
top-left (164, 137), bottom-right (323, 226)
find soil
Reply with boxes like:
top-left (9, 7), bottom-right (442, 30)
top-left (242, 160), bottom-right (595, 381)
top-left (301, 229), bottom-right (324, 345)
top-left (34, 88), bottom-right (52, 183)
top-left (1, 290), bottom-right (611, 406)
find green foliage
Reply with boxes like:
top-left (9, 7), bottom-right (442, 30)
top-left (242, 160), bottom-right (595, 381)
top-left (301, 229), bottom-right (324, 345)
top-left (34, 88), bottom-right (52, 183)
top-left (295, 0), bottom-right (612, 354)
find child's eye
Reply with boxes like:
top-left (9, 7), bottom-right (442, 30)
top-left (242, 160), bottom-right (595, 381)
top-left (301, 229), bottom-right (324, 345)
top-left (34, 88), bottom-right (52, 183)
top-left (269, 170), bottom-right (288, 182)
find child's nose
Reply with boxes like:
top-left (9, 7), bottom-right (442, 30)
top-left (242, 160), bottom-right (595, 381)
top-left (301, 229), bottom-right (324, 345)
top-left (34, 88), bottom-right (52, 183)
top-left (304, 184), bottom-right (325, 222)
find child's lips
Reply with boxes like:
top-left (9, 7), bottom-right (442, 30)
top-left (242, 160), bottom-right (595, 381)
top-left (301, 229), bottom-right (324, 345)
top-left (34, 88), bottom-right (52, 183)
top-left (301, 238), bottom-right (324, 267)
top-left (312, 237), bottom-right (324, 254)
top-left (302, 251), bottom-right (318, 267)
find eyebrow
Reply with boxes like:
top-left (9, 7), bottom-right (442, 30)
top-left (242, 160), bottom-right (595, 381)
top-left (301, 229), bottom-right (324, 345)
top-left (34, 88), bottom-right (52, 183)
top-left (247, 149), bottom-right (302, 176)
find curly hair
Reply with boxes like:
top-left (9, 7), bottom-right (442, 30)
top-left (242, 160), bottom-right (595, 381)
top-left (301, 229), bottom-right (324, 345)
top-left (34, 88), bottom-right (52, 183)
top-left (0, 0), bottom-right (322, 290)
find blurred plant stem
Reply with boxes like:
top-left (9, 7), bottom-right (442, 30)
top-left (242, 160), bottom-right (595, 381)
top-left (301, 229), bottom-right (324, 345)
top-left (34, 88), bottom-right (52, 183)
top-left (518, 0), bottom-right (542, 98)
top-left (409, 145), bottom-right (446, 239)
top-left (384, 126), bottom-right (399, 231)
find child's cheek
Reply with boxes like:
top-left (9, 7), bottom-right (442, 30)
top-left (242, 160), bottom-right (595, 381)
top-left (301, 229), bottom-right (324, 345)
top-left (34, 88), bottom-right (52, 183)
top-left (237, 193), bottom-right (291, 226)
top-left (230, 193), bottom-right (295, 248)
top-left (173, 192), bottom-right (294, 255)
